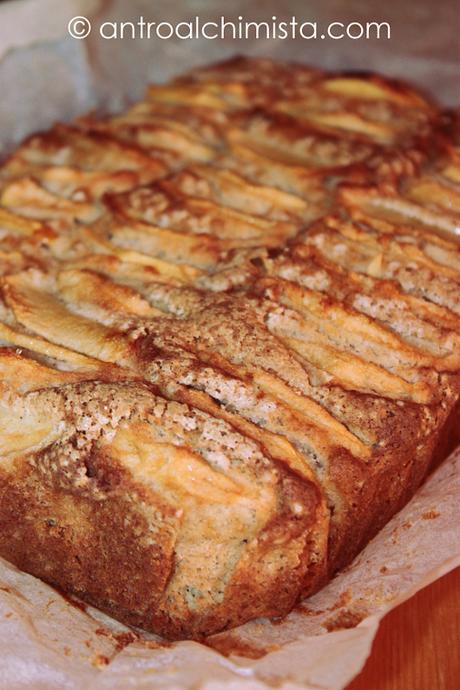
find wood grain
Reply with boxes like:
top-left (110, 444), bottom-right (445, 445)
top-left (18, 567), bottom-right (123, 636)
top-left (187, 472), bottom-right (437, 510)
top-left (346, 566), bottom-right (460, 690)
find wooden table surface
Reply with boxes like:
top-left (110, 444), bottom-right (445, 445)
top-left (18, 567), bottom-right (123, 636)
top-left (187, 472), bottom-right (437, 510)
top-left (346, 566), bottom-right (460, 690)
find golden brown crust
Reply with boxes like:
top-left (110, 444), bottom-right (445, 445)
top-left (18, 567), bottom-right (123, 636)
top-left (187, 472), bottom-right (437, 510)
top-left (0, 57), bottom-right (459, 639)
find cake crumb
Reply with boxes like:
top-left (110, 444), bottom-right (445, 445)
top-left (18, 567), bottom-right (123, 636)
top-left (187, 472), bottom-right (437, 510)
top-left (323, 606), bottom-right (368, 632)
top-left (92, 654), bottom-right (110, 667)
top-left (422, 510), bottom-right (440, 520)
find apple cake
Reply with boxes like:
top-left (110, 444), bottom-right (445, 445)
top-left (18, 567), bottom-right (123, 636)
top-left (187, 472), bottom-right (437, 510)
top-left (0, 57), bottom-right (458, 639)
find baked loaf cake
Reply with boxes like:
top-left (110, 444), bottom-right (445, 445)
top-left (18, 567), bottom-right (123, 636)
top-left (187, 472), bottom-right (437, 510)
top-left (0, 57), bottom-right (459, 640)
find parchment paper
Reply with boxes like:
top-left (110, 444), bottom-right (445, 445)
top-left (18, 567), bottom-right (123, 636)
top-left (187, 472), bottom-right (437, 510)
top-left (0, 2), bottom-right (459, 688)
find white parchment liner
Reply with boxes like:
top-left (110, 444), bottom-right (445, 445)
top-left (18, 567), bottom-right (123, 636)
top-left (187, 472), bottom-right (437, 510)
top-left (0, 1), bottom-right (459, 688)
